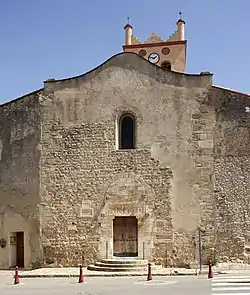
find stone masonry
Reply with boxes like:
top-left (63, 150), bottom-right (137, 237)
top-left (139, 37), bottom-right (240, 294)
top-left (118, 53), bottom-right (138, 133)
top-left (213, 87), bottom-right (250, 263)
top-left (0, 53), bottom-right (249, 269)
top-left (0, 92), bottom-right (43, 269)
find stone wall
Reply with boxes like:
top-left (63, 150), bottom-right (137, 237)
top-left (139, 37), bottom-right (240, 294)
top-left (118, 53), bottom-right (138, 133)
top-left (0, 91), bottom-right (42, 269)
top-left (213, 86), bottom-right (250, 263)
top-left (1, 53), bottom-right (249, 269)
top-left (38, 111), bottom-right (173, 266)
top-left (39, 53), bottom-right (214, 267)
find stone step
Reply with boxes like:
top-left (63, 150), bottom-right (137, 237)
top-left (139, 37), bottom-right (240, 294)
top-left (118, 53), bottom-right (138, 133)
top-left (94, 261), bottom-right (159, 268)
top-left (87, 264), bottom-right (162, 272)
top-left (87, 258), bottom-right (162, 272)
top-left (100, 259), bottom-right (148, 265)
top-left (96, 262), bottom-right (148, 268)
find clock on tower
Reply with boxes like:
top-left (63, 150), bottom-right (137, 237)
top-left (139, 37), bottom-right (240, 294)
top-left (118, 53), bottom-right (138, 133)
top-left (122, 15), bottom-right (187, 72)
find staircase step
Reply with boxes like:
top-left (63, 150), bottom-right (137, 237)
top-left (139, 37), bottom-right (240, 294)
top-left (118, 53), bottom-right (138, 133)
top-left (87, 264), bottom-right (162, 272)
top-left (96, 262), bottom-right (148, 268)
top-left (100, 259), bottom-right (148, 265)
top-left (87, 258), bottom-right (162, 272)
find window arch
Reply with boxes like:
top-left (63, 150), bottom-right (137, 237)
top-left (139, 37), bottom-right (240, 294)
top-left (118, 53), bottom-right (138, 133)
top-left (119, 113), bottom-right (135, 149)
top-left (161, 61), bottom-right (171, 70)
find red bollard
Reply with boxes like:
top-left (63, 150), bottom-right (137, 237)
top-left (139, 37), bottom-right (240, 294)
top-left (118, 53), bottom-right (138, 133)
top-left (147, 263), bottom-right (152, 281)
top-left (14, 266), bottom-right (20, 285)
top-left (208, 260), bottom-right (213, 279)
top-left (78, 264), bottom-right (84, 283)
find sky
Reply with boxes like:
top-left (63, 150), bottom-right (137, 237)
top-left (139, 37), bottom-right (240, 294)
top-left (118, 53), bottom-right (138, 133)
top-left (0, 0), bottom-right (250, 104)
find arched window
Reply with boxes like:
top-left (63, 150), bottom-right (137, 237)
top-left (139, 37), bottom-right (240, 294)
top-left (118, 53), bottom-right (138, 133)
top-left (161, 61), bottom-right (171, 71)
top-left (119, 114), bottom-right (135, 149)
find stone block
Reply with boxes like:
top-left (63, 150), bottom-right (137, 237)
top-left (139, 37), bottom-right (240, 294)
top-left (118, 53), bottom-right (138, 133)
top-left (198, 139), bottom-right (214, 149)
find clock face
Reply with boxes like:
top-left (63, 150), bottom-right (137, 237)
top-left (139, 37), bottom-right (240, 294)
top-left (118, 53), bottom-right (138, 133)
top-left (148, 53), bottom-right (160, 64)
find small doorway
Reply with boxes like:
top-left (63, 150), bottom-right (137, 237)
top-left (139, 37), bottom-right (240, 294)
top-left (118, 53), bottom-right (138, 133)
top-left (10, 232), bottom-right (24, 268)
top-left (113, 217), bottom-right (138, 257)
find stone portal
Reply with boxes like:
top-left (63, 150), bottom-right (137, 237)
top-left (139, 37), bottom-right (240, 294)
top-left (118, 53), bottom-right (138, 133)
top-left (99, 174), bottom-right (156, 260)
top-left (113, 217), bottom-right (138, 257)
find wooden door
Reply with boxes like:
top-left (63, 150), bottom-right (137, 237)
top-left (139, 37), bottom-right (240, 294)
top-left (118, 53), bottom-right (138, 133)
top-left (16, 232), bottom-right (24, 268)
top-left (113, 217), bottom-right (138, 257)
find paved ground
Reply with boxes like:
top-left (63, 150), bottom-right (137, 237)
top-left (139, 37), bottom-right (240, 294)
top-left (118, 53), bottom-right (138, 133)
top-left (9, 262), bottom-right (250, 278)
top-left (0, 275), bottom-right (211, 295)
top-left (0, 269), bottom-right (250, 294)
top-left (212, 274), bottom-right (250, 294)
top-left (17, 266), bottom-right (198, 277)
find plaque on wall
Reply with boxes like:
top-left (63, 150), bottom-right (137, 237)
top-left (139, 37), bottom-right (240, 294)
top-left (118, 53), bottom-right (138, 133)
top-left (10, 236), bottom-right (16, 246)
top-left (80, 200), bottom-right (94, 217)
top-left (0, 238), bottom-right (7, 248)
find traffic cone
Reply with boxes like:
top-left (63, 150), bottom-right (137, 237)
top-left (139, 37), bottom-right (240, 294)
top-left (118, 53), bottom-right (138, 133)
top-left (78, 264), bottom-right (84, 283)
top-left (147, 263), bottom-right (152, 281)
top-left (208, 260), bottom-right (213, 279)
top-left (14, 266), bottom-right (20, 285)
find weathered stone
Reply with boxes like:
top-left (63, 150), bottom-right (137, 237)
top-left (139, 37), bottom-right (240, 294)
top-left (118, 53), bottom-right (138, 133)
top-left (0, 53), bottom-right (249, 270)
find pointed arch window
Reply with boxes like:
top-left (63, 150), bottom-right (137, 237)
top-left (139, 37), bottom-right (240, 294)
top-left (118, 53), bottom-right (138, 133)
top-left (119, 113), bottom-right (135, 149)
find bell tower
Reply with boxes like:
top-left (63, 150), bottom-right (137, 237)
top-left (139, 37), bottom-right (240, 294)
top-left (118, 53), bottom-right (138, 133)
top-left (123, 13), bottom-right (187, 72)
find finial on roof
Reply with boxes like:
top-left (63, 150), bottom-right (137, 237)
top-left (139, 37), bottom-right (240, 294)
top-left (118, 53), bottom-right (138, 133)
top-left (124, 16), bottom-right (133, 29)
top-left (124, 17), bottom-right (133, 45)
top-left (177, 12), bottom-right (185, 24)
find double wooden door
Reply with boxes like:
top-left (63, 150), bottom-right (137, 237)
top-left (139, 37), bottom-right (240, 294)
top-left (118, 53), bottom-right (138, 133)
top-left (113, 217), bottom-right (138, 257)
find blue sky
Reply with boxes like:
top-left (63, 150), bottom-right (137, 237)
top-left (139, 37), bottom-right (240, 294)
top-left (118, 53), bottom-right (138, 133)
top-left (0, 0), bottom-right (249, 103)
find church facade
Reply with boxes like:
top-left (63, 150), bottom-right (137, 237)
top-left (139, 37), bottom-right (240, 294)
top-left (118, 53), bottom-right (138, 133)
top-left (0, 17), bottom-right (249, 269)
